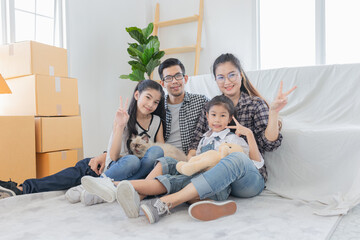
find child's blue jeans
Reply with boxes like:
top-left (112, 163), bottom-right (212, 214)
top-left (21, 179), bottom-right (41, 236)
top-left (155, 152), bottom-right (264, 201)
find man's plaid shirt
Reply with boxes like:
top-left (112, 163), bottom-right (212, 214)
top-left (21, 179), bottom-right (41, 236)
top-left (164, 92), bottom-right (209, 155)
top-left (188, 91), bottom-right (283, 181)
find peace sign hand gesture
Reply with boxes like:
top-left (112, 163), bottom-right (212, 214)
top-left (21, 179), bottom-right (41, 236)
top-left (226, 116), bottom-right (251, 137)
top-left (114, 96), bottom-right (129, 128)
top-left (270, 81), bottom-right (297, 113)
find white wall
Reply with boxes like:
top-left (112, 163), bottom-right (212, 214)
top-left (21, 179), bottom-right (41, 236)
top-left (66, 0), bottom-right (150, 157)
top-left (149, 0), bottom-right (257, 79)
top-left (66, 0), bottom-right (256, 157)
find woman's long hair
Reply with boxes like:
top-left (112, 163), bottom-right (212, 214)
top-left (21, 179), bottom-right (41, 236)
top-left (212, 53), bottom-right (268, 106)
top-left (212, 53), bottom-right (282, 130)
top-left (126, 80), bottom-right (166, 144)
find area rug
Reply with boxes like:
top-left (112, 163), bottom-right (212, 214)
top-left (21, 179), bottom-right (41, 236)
top-left (0, 190), bottom-right (339, 240)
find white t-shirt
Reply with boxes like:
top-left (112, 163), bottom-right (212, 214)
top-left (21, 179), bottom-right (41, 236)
top-left (104, 115), bottom-right (161, 172)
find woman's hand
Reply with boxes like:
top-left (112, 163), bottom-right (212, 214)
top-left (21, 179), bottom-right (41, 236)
top-left (227, 116), bottom-right (251, 137)
top-left (270, 81), bottom-right (297, 113)
top-left (114, 96), bottom-right (129, 128)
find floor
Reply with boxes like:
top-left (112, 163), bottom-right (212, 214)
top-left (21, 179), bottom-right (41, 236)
top-left (1, 190), bottom-right (359, 240)
top-left (329, 203), bottom-right (360, 239)
top-left (0, 190), bottom-right (343, 240)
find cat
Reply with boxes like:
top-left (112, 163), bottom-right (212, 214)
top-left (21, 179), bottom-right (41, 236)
top-left (129, 135), bottom-right (187, 162)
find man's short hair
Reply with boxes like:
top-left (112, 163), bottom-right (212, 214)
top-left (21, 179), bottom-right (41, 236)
top-left (158, 58), bottom-right (186, 80)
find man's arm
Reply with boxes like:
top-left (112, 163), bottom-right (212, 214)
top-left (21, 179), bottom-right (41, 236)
top-left (88, 152), bottom-right (106, 175)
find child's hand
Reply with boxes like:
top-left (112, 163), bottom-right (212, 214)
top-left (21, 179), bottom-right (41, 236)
top-left (226, 116), bottom-right (251, 137)
top-left (114, 96), bottom-right (129, 128)
top-left (270, 81), bottom-right (297, 113)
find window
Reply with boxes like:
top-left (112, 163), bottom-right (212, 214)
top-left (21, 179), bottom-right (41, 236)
top-left (259, 0), bottom-right (315, 69)
top-left (259, 0), bottom-right (360, 69)
top-left (0, 0), bottom-right (66, 48)
top-left (326, 0), bottom-right (360, 64)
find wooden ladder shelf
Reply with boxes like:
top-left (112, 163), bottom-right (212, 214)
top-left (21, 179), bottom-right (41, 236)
top-left (153, 0), bottom-right (204, 75)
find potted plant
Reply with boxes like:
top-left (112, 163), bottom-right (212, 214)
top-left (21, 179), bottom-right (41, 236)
top-left (120, 23), bottom-right (165, 81)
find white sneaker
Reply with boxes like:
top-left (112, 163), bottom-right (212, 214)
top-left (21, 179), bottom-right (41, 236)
top-left (116, 181), bottom-right (140, 218)
top-left (81, 176), bottom-right (116, 203)
top-left (65, 185), bottom-right (84, 203)
top-left (80, 190), bottom-right (106, 206)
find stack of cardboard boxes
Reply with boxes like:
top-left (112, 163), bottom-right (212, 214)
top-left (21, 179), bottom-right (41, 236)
top-left (0, 41), bottom-right (83, 183)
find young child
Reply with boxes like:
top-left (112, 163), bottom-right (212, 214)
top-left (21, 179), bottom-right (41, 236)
top-left (81, 95), bottom-right (264, 222)
top-left (65, 79), bottom-right (167, 205)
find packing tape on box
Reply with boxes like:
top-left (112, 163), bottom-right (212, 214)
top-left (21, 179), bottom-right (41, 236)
top-left (8, 45), bottom-right (14, 56)
top-left (55, 77), bottom-right (61, 92)
top-left (56, 104), bottom-right (62, 115)
top-left (49, 66), bottom-right (55, 76)
top-left (61, 151), bottom-right (67, 160)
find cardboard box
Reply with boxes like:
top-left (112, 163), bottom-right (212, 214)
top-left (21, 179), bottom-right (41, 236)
top-left (36, 150), bottom-right (78, 178)
top-left (35, 116), bottom-right (83, 153)
top-left (0, 116), bottom-right (36, 183)
top-left (0, 41), bottom-right (68, 79)
top-left (0, 74), bottom-right (11, 94)
top-left (0, 75), bottom-right (79, 116)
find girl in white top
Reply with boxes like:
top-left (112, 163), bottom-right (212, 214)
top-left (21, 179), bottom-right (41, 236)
top-left (103, 79), bottom-right (166, 179)
top-left (66, 80), bottom-right (167, 205)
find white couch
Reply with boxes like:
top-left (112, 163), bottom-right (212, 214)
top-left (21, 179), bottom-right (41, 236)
top-left (186, 63), bottom-right (360, 216)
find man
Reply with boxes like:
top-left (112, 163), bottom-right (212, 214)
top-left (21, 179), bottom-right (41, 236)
top-left (0, 58), bottom-right (208, 201)
top-left (159, 58), bottom-right (208, 155)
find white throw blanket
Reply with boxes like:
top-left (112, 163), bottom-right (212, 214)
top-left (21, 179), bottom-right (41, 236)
top-left (186, 64), bottom-right (360, 216)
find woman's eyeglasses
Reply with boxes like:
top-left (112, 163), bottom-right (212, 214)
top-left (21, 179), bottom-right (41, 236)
top-left (215, 72), bottom-right (240, 83)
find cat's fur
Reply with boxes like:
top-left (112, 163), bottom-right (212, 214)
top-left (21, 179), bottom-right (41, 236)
top-left (129, 135), bottom-right (187, 162)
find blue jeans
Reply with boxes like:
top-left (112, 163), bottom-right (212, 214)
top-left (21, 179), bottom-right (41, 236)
top-left (104, 146), bottom-right (164, 180)
top-left (22, 146), bottom-right (163, 194)
top-left (155, 157), bottom-right (193, 194)
top-left (156, 152), bottom-right (264, 201)
top-left (192, 152), bottom-right (265, 200)
top-left (22, 157), bottom-right (98, 194)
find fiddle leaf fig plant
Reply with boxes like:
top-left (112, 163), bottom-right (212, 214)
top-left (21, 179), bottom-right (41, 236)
top-left (120, 23), bottom-right (165, 81)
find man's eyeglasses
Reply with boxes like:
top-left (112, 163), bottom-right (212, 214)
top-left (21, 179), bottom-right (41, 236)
top-left (215, 72), bottom-right (240, 83)
top-left (162, 73), bottom-right (184, 83)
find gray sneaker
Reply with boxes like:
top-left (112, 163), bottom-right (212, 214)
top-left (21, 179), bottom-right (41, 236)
top-left (0, 179), bottom-right (22, 199)
top-left (116, 181), bottom-right (140, 218)
top-left (140, 198), bottom-right (171, 224)
top-left (0, 186), bottom-right (15, 199)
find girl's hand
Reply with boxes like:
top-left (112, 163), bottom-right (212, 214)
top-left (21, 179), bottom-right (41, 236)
top-left (270, 81), bottom-right (297, 113)
top-left (114, 96), bottom-right (129, 128)
top-left (226, 116), bottom-right (251, 137)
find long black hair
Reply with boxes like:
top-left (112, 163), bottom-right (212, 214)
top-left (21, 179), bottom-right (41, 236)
top-left (126, 80), bottom-right (166, 143)
top-left (212, 53), bottom-right (282, 130)
top-left (212, 53), bottom-right (268, 106)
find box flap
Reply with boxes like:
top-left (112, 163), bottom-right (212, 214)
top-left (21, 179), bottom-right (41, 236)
top-left (0, 74), bottom-right (11, 94)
